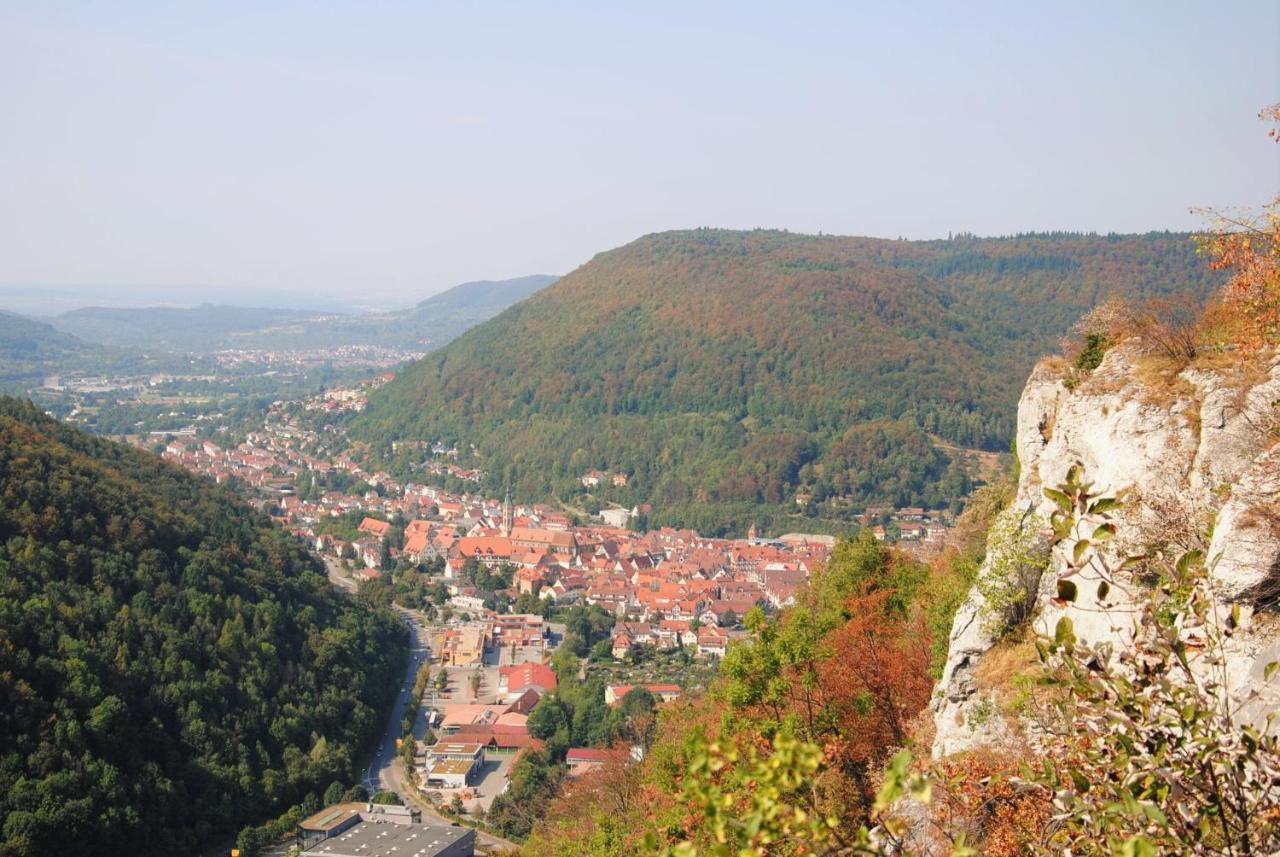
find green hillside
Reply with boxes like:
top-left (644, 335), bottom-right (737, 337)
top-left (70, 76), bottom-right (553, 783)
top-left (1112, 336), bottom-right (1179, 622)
top-left (0, 398), bottom-right (406, 856)
top-left (230, 274), bottom-right (558, 350)
top-left (0, 311), bottom-right (99, 380)
top-left (49, 276), bottom-right (558, 353)
top-left (352, 230), bottom-right (1219, 533)
top-left (0, 311), bottom-right (198, 392)
top-left (50, 304), bottom-right (324, 352)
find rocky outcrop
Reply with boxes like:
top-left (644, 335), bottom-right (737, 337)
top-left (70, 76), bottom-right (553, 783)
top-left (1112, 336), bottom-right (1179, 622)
top-left (932, 345), bottom-right (1280, 758)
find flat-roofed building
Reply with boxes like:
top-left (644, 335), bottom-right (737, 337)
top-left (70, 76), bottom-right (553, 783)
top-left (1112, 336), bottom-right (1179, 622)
top-left (302, 818), bottom-right (473, 857)
top-left (424, 741), bottom-right (485, 788)
top-left (299, 805), bottom-right (361, 849)
top-left (428, 741), bottom-right (486, 763)
top-left (426, 758), bottom-right (479, 789)
top-left (440, 627), bottom-right (488, 666)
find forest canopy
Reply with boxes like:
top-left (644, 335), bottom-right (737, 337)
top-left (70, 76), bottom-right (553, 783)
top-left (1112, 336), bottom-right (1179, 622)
top-left (0, 398), bottom-right (407, 856)
top-left (353, 230), bottom-right (1220, 531)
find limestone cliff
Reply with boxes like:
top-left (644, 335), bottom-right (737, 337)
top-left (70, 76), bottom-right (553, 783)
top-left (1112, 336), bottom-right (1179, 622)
top-left (932, 344), bottom-right (1280, 758)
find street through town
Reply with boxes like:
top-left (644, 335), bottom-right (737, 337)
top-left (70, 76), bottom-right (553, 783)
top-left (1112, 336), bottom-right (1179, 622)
top-left (323, 558), bottom-right (517, 854)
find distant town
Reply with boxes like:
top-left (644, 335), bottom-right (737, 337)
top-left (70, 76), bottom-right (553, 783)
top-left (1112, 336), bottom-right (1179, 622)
top-left (80, 369), bottom-right (958, 850)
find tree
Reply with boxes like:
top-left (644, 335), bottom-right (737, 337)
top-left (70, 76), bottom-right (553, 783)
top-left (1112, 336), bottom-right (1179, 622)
top-left (618, 687), bottom-right (657, 721)
top-left (1197, 105), bottom-right (1280, 351)
top-left (486, 748), bottom-right (564, 839)
top-left (974, 504), bottom-right (1050, 636)
top-left (528, 696), bottom-right (569, 741)
top-left (647, 735), bottom-right (931, 857)
top-left (0, 400), bottom-right (407, 857)
top-left (400, 737), bottom-right (416, 769)
top-left (818, 590), bottom-right (933, 767)
top-left (551, 643), bottom-right (580, 678)
top-left (718, 531), bottom-right (936, 825)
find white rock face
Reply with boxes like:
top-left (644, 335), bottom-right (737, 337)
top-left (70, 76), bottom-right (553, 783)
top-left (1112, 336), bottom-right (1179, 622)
top-left (932, 346), bottom-right (1280, 758)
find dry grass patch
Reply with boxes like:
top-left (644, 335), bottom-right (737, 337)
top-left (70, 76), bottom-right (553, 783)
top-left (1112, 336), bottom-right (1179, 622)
top-left (973, 629), bottom-right (1042, 709)
top-left (1131, 354), bottom-right (1199, 409)
top-left (1037, 355), bottom-right (1070, 378)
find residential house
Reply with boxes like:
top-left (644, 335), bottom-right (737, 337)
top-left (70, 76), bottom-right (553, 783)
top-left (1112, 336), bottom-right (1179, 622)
top-left (358, 517), bottom-right (392, 538)
top-left (604, 683), bottom-right (681, 706)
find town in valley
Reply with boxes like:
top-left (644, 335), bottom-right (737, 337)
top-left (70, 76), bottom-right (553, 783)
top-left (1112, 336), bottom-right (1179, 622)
top-left (77, 369), bottom-right (958, 854)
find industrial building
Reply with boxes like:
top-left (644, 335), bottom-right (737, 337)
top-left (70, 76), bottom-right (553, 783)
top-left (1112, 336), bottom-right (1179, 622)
top-left (303, 820), bottom-right (473, 857)
top-left (298, 803), bottom-right (473, 857)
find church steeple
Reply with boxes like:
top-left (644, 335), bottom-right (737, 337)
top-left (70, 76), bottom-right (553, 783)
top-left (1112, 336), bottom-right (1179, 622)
top-left (502, 487), bottom-right (514, 537)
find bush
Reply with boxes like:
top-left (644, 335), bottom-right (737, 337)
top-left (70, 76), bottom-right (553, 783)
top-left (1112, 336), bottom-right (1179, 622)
top-left (234, 800), bottom-right (314, 857)
top-left (975, 505), bottom-right (1051, 637)
top-left (1073, 331), bottom-right (1110, 372)
top-left (323, 780), bottom-right (345, 806)
top-left (1021, 468), bottom-right (1280, 854)
top-left (1197, 110), bottom-right (1279, 351)
top-left (342, 784), bottom-right (369, 802)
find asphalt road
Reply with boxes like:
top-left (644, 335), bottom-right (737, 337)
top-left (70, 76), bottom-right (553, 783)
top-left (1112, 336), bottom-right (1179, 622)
top-left (323, 558), bottom-right (517, 855)
top-left (361, 609), bottom-right (427, 794)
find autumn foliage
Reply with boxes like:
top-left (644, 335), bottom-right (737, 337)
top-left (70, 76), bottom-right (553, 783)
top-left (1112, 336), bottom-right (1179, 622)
top-left (1198, 108), bottom-right (1280, 351)
top-left (816, 590), bottom-right (934, 796)
top-left (930, 751), bottom-right (1052, 856)
top-left (517, 535), bottom-right (967, 856)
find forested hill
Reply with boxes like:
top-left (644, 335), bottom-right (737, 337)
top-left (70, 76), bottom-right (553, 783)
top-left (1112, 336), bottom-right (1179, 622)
top-left (352, 230), bottom-right (1219, 532)
top-left (223, 274), bottom-right (560, 350)
top-left (48, 275), bottom-right (558, 353)
top-left (0, 398), bottom-right (406, 856)
top-left (0, 311), bottom-right (199, 392)
top-left (50, 304), bottom-right (321, 352)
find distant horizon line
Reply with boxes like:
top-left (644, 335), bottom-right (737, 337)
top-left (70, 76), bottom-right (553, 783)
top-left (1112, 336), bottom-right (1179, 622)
top-left (0, 273), bottom-right (562, 317)
top-left (0, 222), bottom-right (1206, 316)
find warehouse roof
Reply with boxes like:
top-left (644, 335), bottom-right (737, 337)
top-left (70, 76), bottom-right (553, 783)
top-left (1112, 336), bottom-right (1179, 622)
top-left (305, 820), bottom-right (473, 857)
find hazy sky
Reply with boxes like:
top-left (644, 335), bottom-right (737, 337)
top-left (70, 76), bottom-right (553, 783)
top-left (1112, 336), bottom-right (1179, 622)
top-left (1, 2), bottom-right (1277, 310)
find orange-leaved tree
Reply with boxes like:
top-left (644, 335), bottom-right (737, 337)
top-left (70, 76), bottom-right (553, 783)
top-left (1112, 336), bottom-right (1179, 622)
top-left (716, 533), bottom-right (938, 826)
top-left (817, 588), bottom-right (934, 797)
top-left (1197, 104), bottom-right (1280, 351)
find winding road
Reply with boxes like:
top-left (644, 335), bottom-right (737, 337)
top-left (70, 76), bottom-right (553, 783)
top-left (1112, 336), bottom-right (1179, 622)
top-left (323, 558), bottom-right (517, 854)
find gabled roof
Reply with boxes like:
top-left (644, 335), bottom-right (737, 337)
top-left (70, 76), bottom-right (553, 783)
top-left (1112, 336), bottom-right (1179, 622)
top-left (358, 517), bottom-right (391, 537)
top-left (499, 661), bottom-right (558, 693)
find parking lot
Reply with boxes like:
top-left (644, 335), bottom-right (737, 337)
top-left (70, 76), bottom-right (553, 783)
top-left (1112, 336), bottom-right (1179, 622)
top-left (426, 752), bottom-right (518, 814)
top-left (432, 664), bottom-right (502, 703)
top-left (492, 642), bottom-right (546, 667)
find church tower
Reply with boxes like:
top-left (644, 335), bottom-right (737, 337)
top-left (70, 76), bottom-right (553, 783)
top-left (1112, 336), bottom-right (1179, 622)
top-left (502, 487), bottom-right (514, 537)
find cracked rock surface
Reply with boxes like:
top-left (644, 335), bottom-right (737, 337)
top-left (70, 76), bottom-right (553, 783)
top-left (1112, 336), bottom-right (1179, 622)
top-left (931, 346), bottom-right (1280, 758)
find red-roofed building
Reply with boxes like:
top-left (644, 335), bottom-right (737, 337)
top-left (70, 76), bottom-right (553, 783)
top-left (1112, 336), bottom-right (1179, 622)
top-left (604, 683), bottom-right (681, 706)
top-left (455, 536), bottom-right (515, 567)
top-left (697, 625), bottom-right (730, 657)
top-left (498, 662), bottom-right (557, 699)
top-left (358, 517), bottom-right (392, 538)
top-left (566, 747), bottom-right (619, 777)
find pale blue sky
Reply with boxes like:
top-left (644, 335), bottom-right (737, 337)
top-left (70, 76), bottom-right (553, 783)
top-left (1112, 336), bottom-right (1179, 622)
top-left (1, 1), bottom-right (1277, 310)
